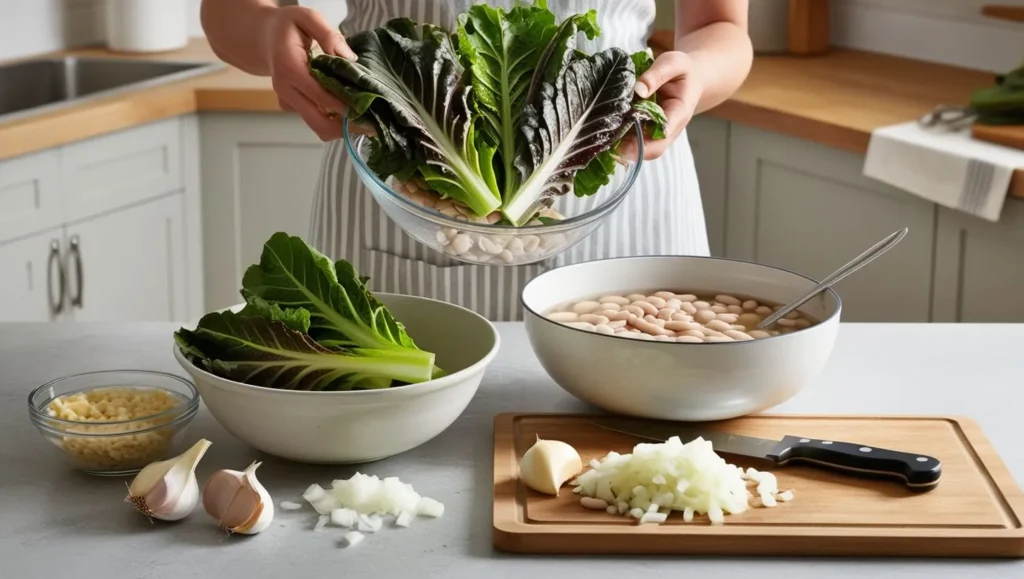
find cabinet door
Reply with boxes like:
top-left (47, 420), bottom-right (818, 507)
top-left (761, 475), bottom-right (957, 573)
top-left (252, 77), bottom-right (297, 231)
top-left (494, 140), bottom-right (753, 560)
top-left (726, 125), bottom-right (937, 322)
top-left (0, 229), bottom-right (67, 322)
top-left (933, 199), bottom-right (1024, 322)
top-left (200, 113), bottom-right (324, 311)
top-left (686, 115), bottom-right (729, 256)
top-left (64, 194), bottom-right (187, 322)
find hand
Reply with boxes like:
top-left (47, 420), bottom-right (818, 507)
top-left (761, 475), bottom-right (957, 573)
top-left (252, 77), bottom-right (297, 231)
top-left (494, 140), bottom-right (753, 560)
top-left (262, 6), bottom-right (358, 141)
top-left (619, 51), bottom-right (704, 162)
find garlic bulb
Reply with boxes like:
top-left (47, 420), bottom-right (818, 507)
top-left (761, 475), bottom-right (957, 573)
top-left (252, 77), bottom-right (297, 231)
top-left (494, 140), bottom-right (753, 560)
top-left (202, 461), bottom-right (275, 535)
top-left (125, 438), bottom-right (212, 521)
top-left (518, 437), bottom-right (583, 496)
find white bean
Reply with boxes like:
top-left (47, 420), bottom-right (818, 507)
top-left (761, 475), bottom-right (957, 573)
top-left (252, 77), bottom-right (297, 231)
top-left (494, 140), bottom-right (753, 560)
top-left (742, 300), bottom-right (759, 311)
top-left (680, 302), bottom-right (697, 315)
top-left (706, 320), bottom-right (732, 332)
top-left (450, 234), bottom-right (473, 255)
top-left (776, 318), bottom-right (798, 328)
top-left (725, 330), bottom-right (754, 341)
top-left (657, 308), bottom-right (675, 321)
top-left (738, 313), bottom-right (762, 328)
top-left (623, 305), bottom-right (645, 318)
top-left (633, 301), bottom-right (659, 316)
top-left (626, 294), bottom-right (647, 302)
top-left (435, 230), bottom-right (450, 245)
top-left (693, 300), bottom-right (711, 310)
top-left (522, 236), bottom-right (541, 253)
top-left (681, 330), bottom-right (705, 339)
top-left (786, 310), bottom-right (802, 320)
top-left (653, 291), bottom-right (676, 300)
top-left (694, 310), bottom-right (717, 324)
top-left (607, 320), bottom-right (627, 329)
top-left (675, 335), bottom-right (704, 343)
top-left (705, 336), bottom-right (735, 343)
top-left (580, 314), bottom-right (610, 326)
top-left (665, 299), bottom-right (683, 310)
top-left (677, 294), bottom-right (698, 303)
top-left (607, 311), bottom-right (633, 322)
top-left (794, 318), bottom-right (811, 328)
top-left (716, 294), bottom-right (741, 306)
top-left (633, 318), bottom-right (671, 336)
top-left (665, 320), bottom-right (702, 332)
top-left (755, 306), bottom-right (773, 316)
top-left (597, 310), bottom-right (620, 320)
top-left (749, 330), bottom-right (771, 339)
top-left (671, 312), bottom-right (694, 322)
top-left (716, 313), bottom-right (739, 324)
top-left (731, 325), bottom-right (747, 331)
top-left (507, 237), bottom-right (525, 256)
top-left (599, 303), bottom-right (622, 312)
top-left (642, 315), bottom-right (666, 327)
top-left (727, 305), bottom-right (744, 314)
top-left (497, 250), bottom-right (515, 264)
top-left (711, 305), bottom-right (729, 314)
top-left (441, 227), bottom-right (458, 241)
top-left (600, 295), bottom-right (630, 306)
top-left (548, 312), bottom-right (579, 323)
top-left (645, 296), bottom-right (667, 309)
top-left (594, 324), bottom-right (615, 335)
top-left (573, 301), bottom-right (602, 315)
top-left (478, 237), bottom-right (501, 255)
top-left (566, 322), bottom-right (595, 331)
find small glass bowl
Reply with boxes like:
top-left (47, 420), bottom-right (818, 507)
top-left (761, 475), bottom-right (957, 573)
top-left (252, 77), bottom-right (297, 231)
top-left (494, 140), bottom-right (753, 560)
top-left (343, 116), bottom-right (645, 266)
top-left (27, 370), bottom-right (201, 476)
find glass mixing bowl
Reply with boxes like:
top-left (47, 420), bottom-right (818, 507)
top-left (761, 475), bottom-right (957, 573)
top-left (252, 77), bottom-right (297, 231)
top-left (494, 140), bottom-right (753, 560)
top-left (343, 117), bottom-right (645, 266)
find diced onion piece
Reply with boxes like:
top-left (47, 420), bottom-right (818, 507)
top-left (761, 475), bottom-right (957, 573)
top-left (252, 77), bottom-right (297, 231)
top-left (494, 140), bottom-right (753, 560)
top-left (280, 501), bottom-right (303, 511)
top-left (417, 497), bottom-right (445, 518)
top-left (580, 497), bottom-right (608, 510)
top-left (314, 515), bottom-right (329, 531)
top-left (605, 505), bottom-right (617, 515)
top-left (683, 507), bottom-right (694, 523)
top-left (629, 507), bottom-right (644, 519)
top-left (311, 496), bottom-right (339, 515)
top-left (778, 490), bottom-right (794, 502)
top-left (330, 508), bottom-right (358, 528)
top-left (343, 531), bottom-right (365, 547)
top-left (395, 510), bottom-right (415, 528)
top-left (640, 512), bottom-right (668, 524)
top-left (761, 493), bottom-right (778, 507)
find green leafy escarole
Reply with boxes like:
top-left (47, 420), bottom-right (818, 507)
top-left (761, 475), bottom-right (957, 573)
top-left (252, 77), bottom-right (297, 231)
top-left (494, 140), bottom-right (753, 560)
top-left (309, 0), bottom-right (667, 227)
top-left (175, 232), bottom-right (441, 391)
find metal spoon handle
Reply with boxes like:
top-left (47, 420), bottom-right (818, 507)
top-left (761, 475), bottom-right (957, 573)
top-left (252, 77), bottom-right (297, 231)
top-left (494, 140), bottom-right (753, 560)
top-left (758, 227), bottom-right (909, 329)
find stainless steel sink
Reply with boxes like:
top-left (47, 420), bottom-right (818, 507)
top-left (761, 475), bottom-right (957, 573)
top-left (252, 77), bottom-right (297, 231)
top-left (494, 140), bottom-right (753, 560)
top-left (0, 57), bottom-right (225, 123)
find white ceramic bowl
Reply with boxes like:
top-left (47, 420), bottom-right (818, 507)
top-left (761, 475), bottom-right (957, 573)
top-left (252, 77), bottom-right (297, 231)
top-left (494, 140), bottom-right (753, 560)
top-left (521, 256), bottom-right (842, 421)
top-left (173, 293), bottom-right (500, 464)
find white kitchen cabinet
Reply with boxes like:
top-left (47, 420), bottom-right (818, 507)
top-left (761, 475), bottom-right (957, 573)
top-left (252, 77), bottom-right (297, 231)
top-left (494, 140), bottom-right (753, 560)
top-left (0, 229), bottom-right (66, 322)
top-left (686, 115), bottom-right (729, 257)
top-left (64, 194), bottom-right (188, 322)
top-left (199, 112), bottom-right (324, 311)
top-left (0, 116), bottom-right (203, 323)
top-left (932, 199), bottom-right (1024, 322)
top-left (725, 124), bottom-right (937, 323)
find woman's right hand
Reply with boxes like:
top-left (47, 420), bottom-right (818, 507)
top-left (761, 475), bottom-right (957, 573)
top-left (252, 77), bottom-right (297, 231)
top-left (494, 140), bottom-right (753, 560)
top-left (261, 6), bottom-right (357, 141)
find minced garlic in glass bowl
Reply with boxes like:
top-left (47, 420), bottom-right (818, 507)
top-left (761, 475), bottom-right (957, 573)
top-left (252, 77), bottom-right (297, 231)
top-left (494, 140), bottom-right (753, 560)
top-left (28, 370), bottom-right (200, 476)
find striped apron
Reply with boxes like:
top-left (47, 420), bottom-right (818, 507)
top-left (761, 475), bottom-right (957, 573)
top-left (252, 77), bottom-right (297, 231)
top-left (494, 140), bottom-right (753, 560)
top-left (309, 0), bottom-right (710, 321)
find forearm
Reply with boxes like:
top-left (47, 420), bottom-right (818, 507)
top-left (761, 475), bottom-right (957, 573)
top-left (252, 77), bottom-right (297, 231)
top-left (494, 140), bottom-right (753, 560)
top-left (200, 0), bottom-right (280, 76)
top-left (675, 18), bottom-right (752, 114)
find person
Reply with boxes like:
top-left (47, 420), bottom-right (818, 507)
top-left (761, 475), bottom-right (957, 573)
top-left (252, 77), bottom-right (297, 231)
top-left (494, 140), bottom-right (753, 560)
top-left (201, 0), bottom-right (753, 321)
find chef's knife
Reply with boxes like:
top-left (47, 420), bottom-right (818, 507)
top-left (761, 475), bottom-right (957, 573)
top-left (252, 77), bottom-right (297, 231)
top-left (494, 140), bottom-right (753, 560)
top-left (587, 417), bottom-right (942, 491)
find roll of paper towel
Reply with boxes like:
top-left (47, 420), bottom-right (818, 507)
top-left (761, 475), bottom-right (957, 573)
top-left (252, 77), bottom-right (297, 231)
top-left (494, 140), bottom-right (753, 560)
top-left (106, 0), bottom-right (189, 53)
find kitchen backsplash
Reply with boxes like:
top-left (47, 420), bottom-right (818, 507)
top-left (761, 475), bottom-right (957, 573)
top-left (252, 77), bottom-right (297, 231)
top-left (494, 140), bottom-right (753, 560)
top-left (0, 0), bottom-right (1019, 73)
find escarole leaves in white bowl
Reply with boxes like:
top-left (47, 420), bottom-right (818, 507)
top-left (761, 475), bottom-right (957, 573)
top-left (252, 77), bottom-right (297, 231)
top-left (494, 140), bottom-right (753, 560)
top-left (309, 0), bottom-right (667, 226)
top-left (174, 232), bottom-right (443, 391)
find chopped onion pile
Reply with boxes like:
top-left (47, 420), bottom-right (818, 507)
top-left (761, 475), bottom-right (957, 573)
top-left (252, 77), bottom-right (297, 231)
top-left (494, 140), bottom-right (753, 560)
top-left (571, 436), bottom-right (794, 525)
top-left (295, 472), bottom-right (444, 547)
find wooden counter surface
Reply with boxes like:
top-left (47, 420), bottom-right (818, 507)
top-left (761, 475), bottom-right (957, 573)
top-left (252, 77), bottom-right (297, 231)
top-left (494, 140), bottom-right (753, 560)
top-left (1, 38), bottom-right (1021, 199)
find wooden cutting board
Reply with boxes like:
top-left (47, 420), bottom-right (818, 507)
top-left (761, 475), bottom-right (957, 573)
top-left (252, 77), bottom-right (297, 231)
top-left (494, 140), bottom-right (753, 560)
top-left (492, 413), bottom-right (1024, 557)
top-left (973, 124), bottom-right (1024, 152)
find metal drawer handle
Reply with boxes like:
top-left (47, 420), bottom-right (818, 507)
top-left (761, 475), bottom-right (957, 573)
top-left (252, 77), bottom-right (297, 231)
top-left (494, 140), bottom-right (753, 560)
top-left (47, 239), bottom-right (66, 316)
top-left (69, 235), bottom-right (83, 308)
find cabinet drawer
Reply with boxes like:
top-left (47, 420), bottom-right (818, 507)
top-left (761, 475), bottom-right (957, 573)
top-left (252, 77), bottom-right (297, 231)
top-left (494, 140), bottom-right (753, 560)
top-left (61, 118), bottom-right (182, 222)
top-left (0, 149), bottom-right (61, 243)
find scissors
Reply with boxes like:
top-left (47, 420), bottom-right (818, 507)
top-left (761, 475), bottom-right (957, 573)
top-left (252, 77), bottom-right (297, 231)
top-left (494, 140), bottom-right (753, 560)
top-left (918, 104), bottom-right (978, 131)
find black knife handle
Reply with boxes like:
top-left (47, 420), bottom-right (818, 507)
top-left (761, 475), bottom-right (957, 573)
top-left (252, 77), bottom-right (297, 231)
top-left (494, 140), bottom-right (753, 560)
top-left (767, 435), bottom-right (942, 491)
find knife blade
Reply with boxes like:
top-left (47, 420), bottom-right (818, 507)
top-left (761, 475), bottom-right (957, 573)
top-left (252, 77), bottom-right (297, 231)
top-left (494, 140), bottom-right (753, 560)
top-left (586, 417), bottom-right (942, 491)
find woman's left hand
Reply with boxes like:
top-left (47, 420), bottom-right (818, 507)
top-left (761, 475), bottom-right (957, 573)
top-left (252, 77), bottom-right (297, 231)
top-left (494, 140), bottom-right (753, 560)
top-left (619, 50), bottom-right (704, 162)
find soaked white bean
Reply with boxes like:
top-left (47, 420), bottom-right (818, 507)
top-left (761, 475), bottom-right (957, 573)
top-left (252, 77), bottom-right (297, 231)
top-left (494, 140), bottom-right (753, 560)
top-left (545, 290), bottom-right (817, 343)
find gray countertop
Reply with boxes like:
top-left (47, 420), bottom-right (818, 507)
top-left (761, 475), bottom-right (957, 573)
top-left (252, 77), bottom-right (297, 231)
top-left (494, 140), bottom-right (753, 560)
top-left (2, 322), bottom-right (1023, 578)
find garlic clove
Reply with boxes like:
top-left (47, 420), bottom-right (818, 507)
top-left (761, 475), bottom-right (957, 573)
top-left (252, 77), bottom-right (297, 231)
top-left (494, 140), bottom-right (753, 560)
top-left (518, 436), bottom-right (583, 496)
top-left (126, 438), bottom-right (212, 521)
top-left (202, 461), bottom-right (275, 535)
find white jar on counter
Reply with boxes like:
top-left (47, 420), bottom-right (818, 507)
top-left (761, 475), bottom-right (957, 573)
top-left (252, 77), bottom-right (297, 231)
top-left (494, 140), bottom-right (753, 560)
top-left (105, 0), bottom-right (189, 53)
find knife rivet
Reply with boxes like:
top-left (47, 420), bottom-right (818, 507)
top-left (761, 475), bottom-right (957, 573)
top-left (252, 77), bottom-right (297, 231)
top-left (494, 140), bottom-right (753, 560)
top-left (822, 441), bottom-right (833, 445)
top-left (799, 438), bottom-right (810, 443)
top-left (916, 457), bottom-right (928, 462)
top-left (859, 447), bottom-right (872, 452)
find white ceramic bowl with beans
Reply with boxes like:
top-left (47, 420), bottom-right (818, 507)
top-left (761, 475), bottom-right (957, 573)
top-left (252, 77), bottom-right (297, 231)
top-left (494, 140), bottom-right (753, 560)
top-left (521, 256), bottom-right (841, 421)
top-left (173, 294), bottom-right (500, 464)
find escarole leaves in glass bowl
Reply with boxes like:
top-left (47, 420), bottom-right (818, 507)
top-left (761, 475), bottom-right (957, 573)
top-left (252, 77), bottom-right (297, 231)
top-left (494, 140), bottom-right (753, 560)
top-left (174, 232), bottom-right (442, 392)
top-left (308, 0), bottom-right (667, 228)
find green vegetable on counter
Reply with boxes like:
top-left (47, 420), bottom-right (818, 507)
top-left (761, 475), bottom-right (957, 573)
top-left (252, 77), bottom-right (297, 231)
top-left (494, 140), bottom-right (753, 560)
top-left (174, 232), bottom-right (441, 391)
top-left (971, 61), bottom-right (1024, 126)
top-left (309, 0), bottom-right (667, 226)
